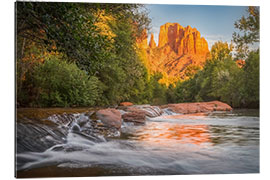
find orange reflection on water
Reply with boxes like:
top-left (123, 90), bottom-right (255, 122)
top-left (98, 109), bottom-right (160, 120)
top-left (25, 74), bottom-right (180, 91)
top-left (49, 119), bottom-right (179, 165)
top-left (135, 122), bottom-right (212, 147)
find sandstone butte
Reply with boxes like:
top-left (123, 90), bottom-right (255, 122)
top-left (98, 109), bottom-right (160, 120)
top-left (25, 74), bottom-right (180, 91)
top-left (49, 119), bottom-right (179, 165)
top-left (137, 22), bottom-right (210, 85)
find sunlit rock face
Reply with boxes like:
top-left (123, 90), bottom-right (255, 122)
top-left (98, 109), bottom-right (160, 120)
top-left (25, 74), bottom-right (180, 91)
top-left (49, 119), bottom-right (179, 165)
top-left (149, 33), bottom-right (156, 49)
top-left (138, 23), bottom-right (210, 85)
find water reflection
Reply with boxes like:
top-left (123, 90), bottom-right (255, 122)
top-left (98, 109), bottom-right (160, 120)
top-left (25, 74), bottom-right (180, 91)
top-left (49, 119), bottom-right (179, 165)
top-left (126, 112), bottom-right (260, 148)
top-left (161, 113), bottom-right (208, 120)
top-left (209, 125), bottom-right (259, 146)
top-left (130, 122), bottom-right (212, 147)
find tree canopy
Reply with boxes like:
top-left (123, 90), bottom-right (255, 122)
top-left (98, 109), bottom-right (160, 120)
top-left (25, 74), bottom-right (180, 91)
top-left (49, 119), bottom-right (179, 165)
top-left (233, 6), bottom-right (259, 59)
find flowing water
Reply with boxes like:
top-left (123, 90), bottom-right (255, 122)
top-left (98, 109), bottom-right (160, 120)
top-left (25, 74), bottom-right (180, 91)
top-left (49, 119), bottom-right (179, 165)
top-left (16, 108), bottom-right (259, 177)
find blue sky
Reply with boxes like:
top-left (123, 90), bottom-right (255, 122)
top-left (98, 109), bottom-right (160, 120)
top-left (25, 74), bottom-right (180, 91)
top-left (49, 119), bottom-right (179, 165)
top-left (145, 4), bottom-right (249, 49)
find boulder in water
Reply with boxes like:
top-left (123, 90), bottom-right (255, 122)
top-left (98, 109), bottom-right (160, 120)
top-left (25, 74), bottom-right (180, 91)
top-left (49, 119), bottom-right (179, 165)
top-left (122, 111), bottom-right (146, 124)
top-left (96, 108), bottom-right (122, 129)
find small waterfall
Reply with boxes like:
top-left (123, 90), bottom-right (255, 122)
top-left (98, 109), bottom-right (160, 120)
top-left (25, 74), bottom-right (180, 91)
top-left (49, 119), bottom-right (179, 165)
top-left (133, 105), bottom-right (163, 118)
top-left (16, 111), bottom-right (115, 171)
top-left (162, 108), bottom-right (179, 115)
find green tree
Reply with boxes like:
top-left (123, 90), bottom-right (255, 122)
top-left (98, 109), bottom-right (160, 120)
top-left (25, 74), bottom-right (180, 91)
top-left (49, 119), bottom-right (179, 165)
top-left (148, 73), bottom-right (168, 105)
top-left (208, 58), bottom-right (244, 107)
top-left (166, 84), bottom-right (177, 103)
top-left (31, 56), bottom-right (102, 107)
top-left (16, 2), bottom-right (111, 75)
top-left (233, 6), bottom-right (259, 59)
top-left (242, 50), bottom-right (259, 108)
top-left (93, 4), bottom-right (151, 105)
top-left (210, 41), bottom-right (233, 60)
top-left (174, 78), bottom-right (199, 103)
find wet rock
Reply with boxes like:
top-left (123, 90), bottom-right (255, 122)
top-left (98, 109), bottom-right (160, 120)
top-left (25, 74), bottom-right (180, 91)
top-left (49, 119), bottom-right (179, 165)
top-left (121, 105), bottom-right (163, 118)
top-left (96, 108), bottom-right (122, 129)
top-left (16, 123), bottom-right (67, 153)
top-left (140, 105), bottom-right (164, 117)
top-left (161, 101), bottom-right (232, 114)
top-left (122, 111), bottom-right (146, 124)
top-left (71, 123), bottom-right (81, 132)
top-left (119, 102), bottom-right (134, 106)
top-left (85, 111), bottom-right (95, 117)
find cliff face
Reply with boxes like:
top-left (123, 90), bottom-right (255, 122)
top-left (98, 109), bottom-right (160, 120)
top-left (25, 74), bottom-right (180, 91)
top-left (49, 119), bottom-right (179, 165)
top-left (149, 33), bottom-right (156, 49)
top-left (158, 23), bottom-right (209, 57)
top-left (138, 23), bottom-right (210, 85)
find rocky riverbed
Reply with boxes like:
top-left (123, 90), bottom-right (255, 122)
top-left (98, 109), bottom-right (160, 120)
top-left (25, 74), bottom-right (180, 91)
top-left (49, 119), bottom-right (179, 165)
top-left (15, 101), bottom-right (260, 178)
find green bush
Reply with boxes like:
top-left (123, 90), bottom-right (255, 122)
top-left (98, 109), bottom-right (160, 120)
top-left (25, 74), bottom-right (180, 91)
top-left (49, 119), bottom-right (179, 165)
top-left (32, 56), bottom-right (102, 107)
top-left (242, 50), bottom-right (259, 108)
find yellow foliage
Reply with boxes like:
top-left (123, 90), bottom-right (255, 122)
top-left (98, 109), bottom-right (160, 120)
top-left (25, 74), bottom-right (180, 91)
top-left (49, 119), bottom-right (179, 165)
top-left (19, 39), bottom-right (63, 82)
top-left (210, 41), bottom-right (233, 60)
top-left (94, 10), bottom-right (116, 42)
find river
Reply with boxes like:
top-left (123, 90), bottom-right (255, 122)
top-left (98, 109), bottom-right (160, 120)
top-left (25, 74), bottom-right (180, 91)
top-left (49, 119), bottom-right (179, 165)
top-left (16, 108), bottom-right (259, 177)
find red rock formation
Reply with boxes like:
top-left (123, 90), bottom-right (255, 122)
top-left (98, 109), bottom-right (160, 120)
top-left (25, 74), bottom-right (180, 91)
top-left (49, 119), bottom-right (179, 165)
top-left (149, 33), bottom-right (156, 48)
top-left (157, 23), bottom-right (208, 57)
top-left (96, 108), bottom-right (122, 129)
top-left (119, 102), bottom-right (133, 106)
top-left (138, 23), bottom-right (210, 84)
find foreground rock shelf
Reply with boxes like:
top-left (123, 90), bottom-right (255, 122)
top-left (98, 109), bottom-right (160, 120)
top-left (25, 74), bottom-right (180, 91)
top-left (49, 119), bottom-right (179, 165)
top-left (16, 101), bottom-right (233, 154)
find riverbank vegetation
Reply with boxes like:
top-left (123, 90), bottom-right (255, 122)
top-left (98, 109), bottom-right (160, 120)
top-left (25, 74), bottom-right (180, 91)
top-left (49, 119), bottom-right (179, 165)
top-left (16, 3), bottom-right (259, 108)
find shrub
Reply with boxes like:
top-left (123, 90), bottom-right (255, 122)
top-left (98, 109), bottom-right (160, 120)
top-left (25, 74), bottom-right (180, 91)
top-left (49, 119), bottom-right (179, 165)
top-left (32, 56), bottom-right (102, 107)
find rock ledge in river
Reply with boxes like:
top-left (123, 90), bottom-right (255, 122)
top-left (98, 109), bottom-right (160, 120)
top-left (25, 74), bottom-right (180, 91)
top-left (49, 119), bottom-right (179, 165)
top-left (96, 108), bottom-right (122, 129)
top-left (161, 101), bottom-right (232, 114)
top-left (122, 112), bottom-right (146, 124)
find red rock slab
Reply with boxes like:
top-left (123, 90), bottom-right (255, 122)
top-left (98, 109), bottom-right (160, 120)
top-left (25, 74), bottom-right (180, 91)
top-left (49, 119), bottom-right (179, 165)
top-left (124, 106), bottom-right (163, 118)
top-left (119, 102), bottom-right (134, 106)
top-left (96, 108), bottom-right (122, 129)
top-left (161, 101), bottom-right (232, 114)
top-left (122, 111), bottom-right (146, 124)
